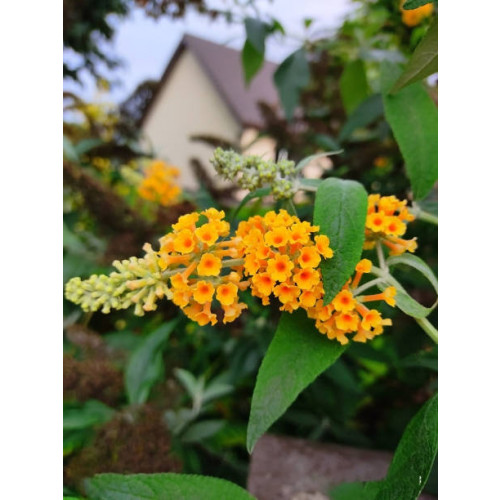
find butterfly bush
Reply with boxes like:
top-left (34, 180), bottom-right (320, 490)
top-left (65, 193), bottom-right (417, 344)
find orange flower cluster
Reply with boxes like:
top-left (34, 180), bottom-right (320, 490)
top-left (306, 259), bottom-right (396, 345)
top-left (364, 194), bottom-right (417, 256)
top-left (137, 160), bottom-right (181, 206)
top-left (236, 210), bottom-right (333, 312)
top-left (400, 0), bottom-right (434, 27)
top-left (158, 209), bottom-right (249, 326)
top-left (236, 210), bottom-right (396, 345)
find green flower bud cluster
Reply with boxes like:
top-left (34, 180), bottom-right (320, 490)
top-left (210, 148), bottom-right (298, 200)
top-left (65, 243), bottom-right (171, 316)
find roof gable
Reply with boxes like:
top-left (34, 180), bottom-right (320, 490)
top-left (140, 34), bottom-right (280, 129)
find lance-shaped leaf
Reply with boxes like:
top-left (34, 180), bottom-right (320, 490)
top-left (125, 320), bottom-right (178, 405)
top-left (247, 310), bottom-right (348, 453)
top-left (383, 64), bottom-right (438, 200)
top-left (242, 18), bottom-right (269, 84)
top-left (340, 60), bottom-right (370, 115)
top-left (331, 393), bottom-right (438, 499)
top-left (339, 94), bottom-right (384, 142)
top-left (391, 19), bottom-right (438, 93)
top-left (86, 473), bottom-right (256, 500)
top-left (274, 48), bottom-right (310, 121)
top-left (314, 178), bottom-right (368, 304)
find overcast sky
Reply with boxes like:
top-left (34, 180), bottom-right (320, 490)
top-left (64, 0), bottom-right (355, 104)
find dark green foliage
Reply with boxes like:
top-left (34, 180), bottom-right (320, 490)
top-left (314, 178), bottom-right (368, 303)
top-left (247, 310), bottom-right (348, 453)
top-left (86, 473), bottom-right (256, 500)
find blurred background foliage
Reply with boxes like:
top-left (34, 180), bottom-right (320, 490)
top-left (63, 0), bottom-right (437, 497)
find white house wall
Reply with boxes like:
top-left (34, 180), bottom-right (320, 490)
top-left (141, 50), bottom-right (242, 190)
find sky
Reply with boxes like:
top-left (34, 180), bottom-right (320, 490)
top-left (64, 0), bottom-right (355, 104)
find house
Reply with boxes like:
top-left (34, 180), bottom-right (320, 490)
top-left (139, 34), bottom-right (280, 190)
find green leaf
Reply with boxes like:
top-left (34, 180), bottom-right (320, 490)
top-left (379, 280), bottom-right (432, 319)
top-left (247, 310), bottom-right (348, 453)
top-left (63, 136), bottom-right (79, 163)
top-left (74, 138), bottom-right (104, 156)
top-left (330, 394), bottom-right (438, 500)
top-left (244, 17), bottom-right (267, 53)
top-left (382, 66), bottom-right (438, 200)
top-left (313, 133), bottom-right (342, 151)
top-left (63, 400), bottom-right (114, 431)
top-left (314, 178), bottom-right (368, 304)
top-left (274, 48), bottom-right (310, 121)
top-left (86, 473), bottom-right (256, 500)
top-left (174, 368), bottom-right (204, 401)
top-left (242, 40), bottom-right (265, 85)
top-left (125, 320), bottom-right (178, 405)
top-left (181, 420), bottom-right (226, 443)
top-left (296, 150), bottom-right (343, 172)
top-left (375, 393), bottom-right (438, 499)
top-left (338, 94), bottom-right (384, 142)
top-left (242, 18), bottom-right (268, 84)
top-left (402, 0), bottom-right (434, 10)
top-left (391, 19), bottom-right (438, 93)
top-left (202, 381), bottom-right (233, 404)
top-left (63, 429), bottom-right (93, 456)
top-left (331, 482), bottom-right (379, 500)
top-left (387, 253), bottom-right (438, 293)
top-left (63, 222), bottom-right (88, 255)
top-left (339, 60), bottom-right (370, 115)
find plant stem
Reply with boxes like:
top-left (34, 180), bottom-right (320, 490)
top-left (376, 241), bottom-right (388, 273)
top-left (410, 207), bottom-right (438, 225)
top-left (161, 258), bottom-right (245, 279)
top-left (353, 277), bottom-right (387, 296)
top-left (416, 317), bottom-right (438, 344)
top-left (286, 198), bottom-right (298, 216)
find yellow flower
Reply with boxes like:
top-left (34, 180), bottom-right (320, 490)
top-left (335, 312), bottom-right (359, 331)
top-left (314, 235), bottom-right (334, 258)
top-left (173, 230), bottom-right (197, 254)
top-left (360, 309), bottom-right (383, 331)
top-left (373, 156), bottom-right (389, 168)
top-left (222, 302), bottom-right (248, 324)
top-left (172, 213), bottom-right (200, 232)
top-left (216, 283), bottom-right (239, 306)
top-left (356, 259), bottom-right (372, 274)
top-left (289, 223), bottom-right (311, 245)
top-left (195, 223), bottom-right (219, 246)
top-left (400, 0), bottom-right (434, 27)
top-left (137, 160), bottom-right (181, 207)
top-left (274, 283), bottom-right (301, 305)
top-left (193, 281), bottom-right (215, 304)
top-left (364, 195), bottom-right (417, 256)
top-left (251, 273), bottom-right (275, 297)
top-left (297, 246), bottom-right (321, 269)
top-left (299, 290), bottom-right (319, 308)
top-left (332, 290), bottom-right (355, 313)
top-left (264, 226), bottom-right (290, 248)
top-left (268, 254), bottom-right (294, 282)
top-left (197, 253), bottom-right (222, 276)
top-left (366, 213), bottom-right (387, 233)
top-left (293, 268), bottom-right (320, 290)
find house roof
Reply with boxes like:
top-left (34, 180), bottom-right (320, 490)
top-left (139, 34), bottom-right (280, 129)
